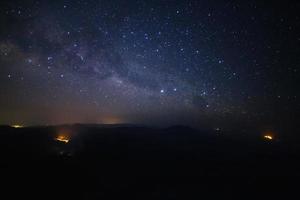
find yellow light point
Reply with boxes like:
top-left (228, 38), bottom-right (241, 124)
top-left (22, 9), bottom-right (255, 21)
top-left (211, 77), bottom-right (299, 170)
top-left (264, 135), bottom-right (273, 140)
top-left (11, 124), bottom-right (23, 128)
top-left (55, 135), bottom-right (70, 143)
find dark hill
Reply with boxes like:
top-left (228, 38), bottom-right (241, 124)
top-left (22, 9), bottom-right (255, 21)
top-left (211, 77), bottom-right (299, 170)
top-left (0, 125), bottom-right (299, 199)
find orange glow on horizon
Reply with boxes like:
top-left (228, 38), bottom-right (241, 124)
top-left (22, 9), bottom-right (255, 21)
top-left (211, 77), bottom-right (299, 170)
top-left (264, 135), bottom-right (273, 140)
top-left (55, 135), bottom-right (70, 143)
top-left (100, 116), bottom-right (123, 124)
top-left (263, 130), bottom-right (276, 141)
top-left (11, 124), bottom-right (24, 128)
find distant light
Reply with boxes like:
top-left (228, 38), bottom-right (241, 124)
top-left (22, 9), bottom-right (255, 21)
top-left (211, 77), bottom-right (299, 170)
top-left (215, 128), bottom-right (221, 131)
top-left (55, 135), bottom-right (69, 143)
top-left (262, 130), bottom-right (276, 141)
top-left (160, 89), bottom-right (164, 93)
top-left (11, 124), bottom-right (23, 128)
top-left (264, 135), bottom-right (273, 140)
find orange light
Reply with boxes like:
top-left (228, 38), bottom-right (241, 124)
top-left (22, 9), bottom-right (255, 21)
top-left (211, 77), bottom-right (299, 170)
top-left (55, 135), bottom-right (69, 143)
top-left (11, 124), bottom-right (23, 128)
top-left (262, 130), bottom-right (276, 141)
top-left (264, 135), bottom-right (273, 140)
top-left (101, 116), bottom-right (123, 124)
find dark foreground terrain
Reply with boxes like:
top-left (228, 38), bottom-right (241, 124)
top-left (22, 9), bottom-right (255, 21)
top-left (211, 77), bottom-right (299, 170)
top-left (0, 125), bottom-right (299, 199)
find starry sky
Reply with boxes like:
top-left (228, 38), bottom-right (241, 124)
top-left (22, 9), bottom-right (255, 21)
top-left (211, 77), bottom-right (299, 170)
top-left (0, 0), bottom-right (299, 130)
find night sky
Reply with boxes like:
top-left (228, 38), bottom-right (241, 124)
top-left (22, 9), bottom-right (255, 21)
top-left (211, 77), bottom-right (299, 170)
top-left (0, 1), bottom-right (299, 131)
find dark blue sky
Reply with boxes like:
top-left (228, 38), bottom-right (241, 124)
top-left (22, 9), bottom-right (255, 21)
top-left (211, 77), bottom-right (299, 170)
top-left (0, 0), bottom-right (298, 131)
